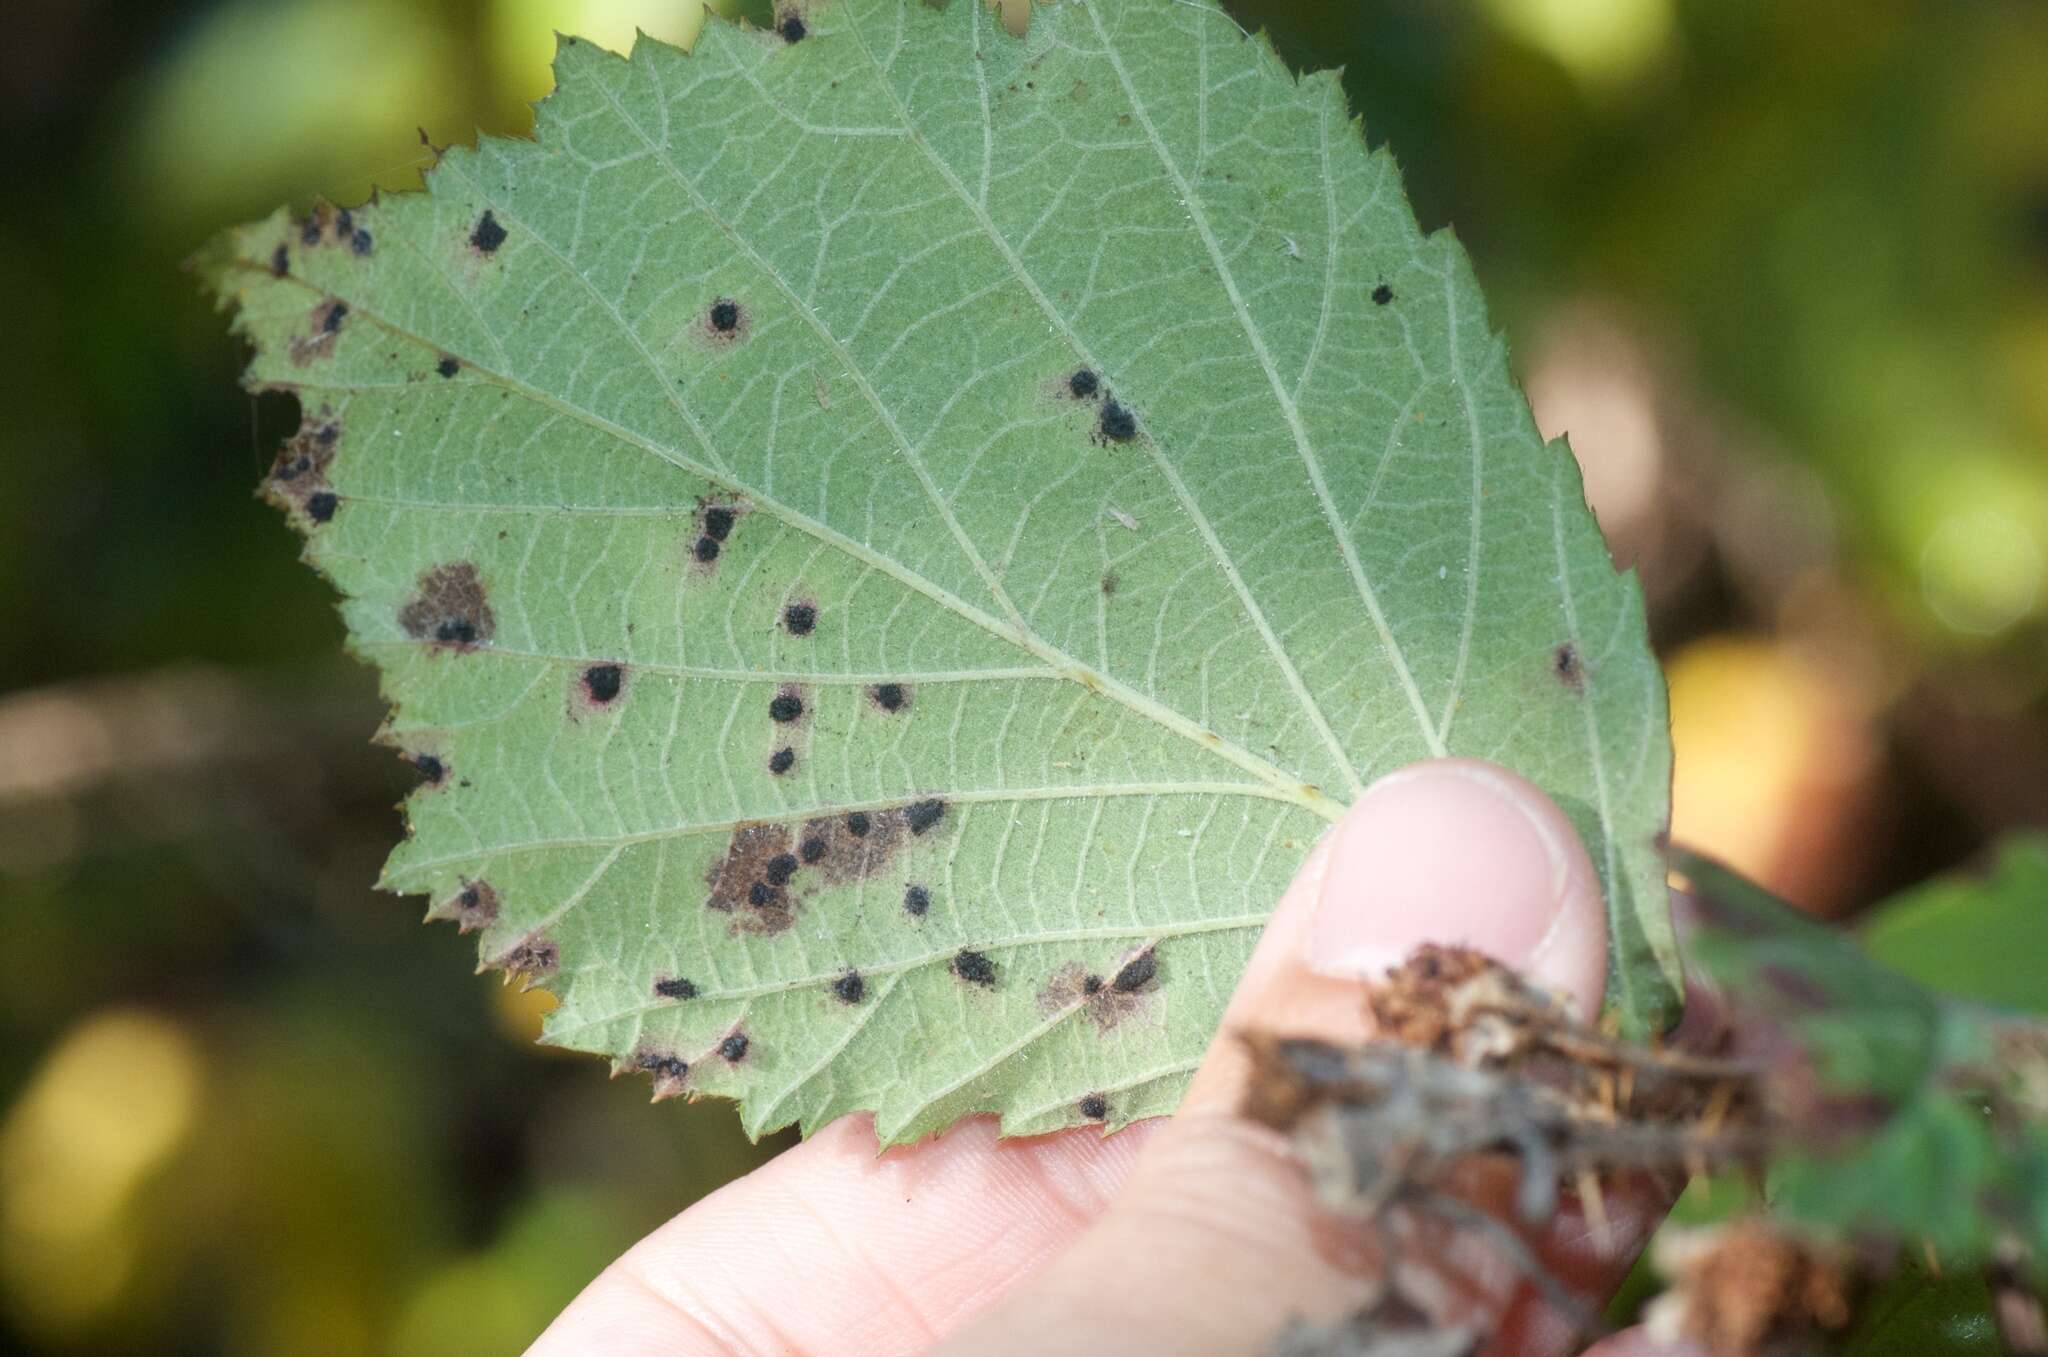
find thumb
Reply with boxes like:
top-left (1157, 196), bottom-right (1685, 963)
top-left (933, 758), bottom-right (1612, 1357)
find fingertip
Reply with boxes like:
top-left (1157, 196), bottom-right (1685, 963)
top-left (1307, 759), bottom-right (1608, 1018)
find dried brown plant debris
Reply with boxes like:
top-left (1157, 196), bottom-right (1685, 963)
top-left (1247, 946), bottom-right (1770, 1356)
top-left (1642, 1218), bottom-right (1853, 1355)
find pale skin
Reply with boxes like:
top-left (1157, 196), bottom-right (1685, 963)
top-left (530, 759), bottom-right (1689, 1356)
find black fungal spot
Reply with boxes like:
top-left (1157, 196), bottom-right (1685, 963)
top-left (1068, 368), bottom-right (1100, 398)
top-left (300, 216), bottom-right (323, 246)
top-left (694, 535), bottom-right (721, 563)
top-left (350, 228), bottom-right (374, 256)
top-left (321, 301), bottom-right (348, 333)
top-left (1099, 571), bottom-right (1118, 597)
top-left (748, 880), bottom-right (777, 908)
top-left (1079, 1094), bottom-right (1109, 1121)
top-left (833, 970), bottom-right (866, 1004)
top-left (703, 505), bottom-right (736, 541)
top-left (471, 210), bottom-right (508, 254)
top-left (782, 603), bottom-right (817, 636)
top-left (905, 798), bottom-right (945, 835)
top-left (436, 355), bottom-right (460, 378)
top-left (768, 747), bottom-right (796, 775)
top-left (1111, 948), bottom-right (1157, 993)
top-left (708, 298), bottom-right (742, 333)
top-left (1097, 400), bottom-right (1138, 443)
top-left (399, 561), bottom-right (495, 650)
top-left (801, 835), bottom-right (828, 863)
top-left (305, 491), bottom-right (338, 523)
top-left (1553, 643), bottom-right (1584, 693)
top-left (654, 976), bottom-right (699, 999)
top-left (768, 692), bottom-right (804, 722)
top-left (720, 1032), bottom-right (750, 1062)
top-left (637, 1050), bottom-right (689, 1081)
top-left (953, 950), bottom-right (998, 987)
top-left (336, 209), bottom-right (353, 237)
top-left (1372, 283), bottom-right (1395, 306)
top-left (582, 663), bottom-right (624, 704)
top-left (777, 13), bottom-right (807, 42)
top-left (412, 753), bottom-right (445, 785)
top-left (845, 811), bottom-right (871, 838)
top-left (764, 852), bottom-right (799, 886)
top-left (904, 884), bottom-right (931, 916)
top-left (1082, 974), bottom-right (1105, 996)
top-left (270, 243), bottom-right (289, 277)
top-left (870, 683), bottom-right (908, 713)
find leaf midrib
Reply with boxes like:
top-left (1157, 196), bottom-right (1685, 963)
top-left (724, 4), bottom-right (1371, 798)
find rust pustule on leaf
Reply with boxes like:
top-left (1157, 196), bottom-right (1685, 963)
top-left (399, 562), bottom-right (495, 651)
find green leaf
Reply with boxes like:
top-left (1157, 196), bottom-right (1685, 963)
top-left (202, 0), bottom-right (1673, 1143)
top-left (1863, 835), bottom-right (2048, 1015)
top-left (1672, 848), bottom-right (2048, 1259)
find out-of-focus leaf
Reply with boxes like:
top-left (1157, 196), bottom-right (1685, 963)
top-left (201, 0), bottom-right (1673, 1145)
top-left (1862, 835), bottom-right (2048, 1015)
top-left (1673, 847), bottom-right (2048, 1260)
top-left (1842, 1257), bottom-right (2003, 1357)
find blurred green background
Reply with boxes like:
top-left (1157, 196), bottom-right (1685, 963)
top-left (1, 0), bottom-right (2043, 1352)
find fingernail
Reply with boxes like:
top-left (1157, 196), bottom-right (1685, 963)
top-left (1306, 759), bottom-right (1584, 982)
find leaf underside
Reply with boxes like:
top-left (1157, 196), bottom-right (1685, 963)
top-left (203, 0), bottom-right (1673, 1144)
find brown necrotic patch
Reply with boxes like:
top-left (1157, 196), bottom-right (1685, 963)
top-left (288, 297), bottom-right (348, 366)
top-left (704, 821), bottom-right (800, 934)
top-left (798, 807), bottom-right (907, 885)
top-left (706, 801), bottom-right (952, 936)
top-left (1036, 960), bottom-right (1147, 1031)
top-left (491, 930), bottom-right (559, 986)
top-left (430, 878), bottom-right (499, 933)
top-left (399, 562), bottom-right (495, 651)
top-left (264, 416), bottom-right (340, 516)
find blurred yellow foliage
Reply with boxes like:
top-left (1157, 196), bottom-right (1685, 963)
top-left (489, 0), bottom-right (709, 104)
top-left (1668, 635), bottom-right (1877, 912)
top-left (0, 1010), bottom-right (202, 1338)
